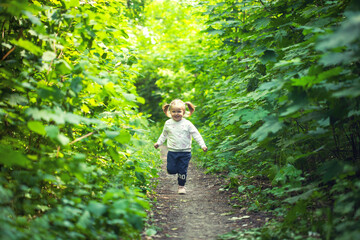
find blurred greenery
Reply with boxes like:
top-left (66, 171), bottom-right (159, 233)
top-left (1, 0), bottom-right (360, 239)
top-left (0, 0), bottom-right (160, 239)
top-left (134, 0), bottom-right (360, 239)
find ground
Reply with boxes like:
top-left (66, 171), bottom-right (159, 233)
top-left (144, 147), bottom-right (270, 240)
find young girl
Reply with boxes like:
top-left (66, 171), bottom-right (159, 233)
top-left (154, 99), bottom-right (207, 194)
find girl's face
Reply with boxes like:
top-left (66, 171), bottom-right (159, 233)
top-left (170, 106), bottom-right (184, 121)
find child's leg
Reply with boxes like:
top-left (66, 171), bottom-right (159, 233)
top-left (166, 151), bottom-right (178, 174)
top-left (177, 152), bottom-right (192, 186)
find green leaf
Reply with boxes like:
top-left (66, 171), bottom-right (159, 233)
top-left (105, 130), bottom-right (119, 139)
top-left (45, 125), bottom-right (59, 138)
top-left (135, 171), bottom-right (146, 183)
top-left (316, 13), bottom-right (360, 51)
top-left (55, 60), bottom-right (73, 74)
top-left (114, 130), bottom-right (131, 144)
top-left (122, 93), bottom-right (137, 102)
top-left (10, 39), bottom-right (42, 55)
top-left (260, 50), bottom-right (277, 64)
top-left (108, 147), bottom-right (120, 162)
top-left (57, 133), bottom-right (70, 146)
top-left (317, 67), bottom-right (343, 82)
top-left (137, 96), bottom-right (145, 104)
top-left (238, 186), bottom-right (246, 193)
top-left (27, 121), bottom-right (46, 136)
top-left (251, 116), bottom-right (283, 141)
top-left (42, 51), bottom-right (57, 61)
top-left (145, 228), bottom-right (157, 237)
top-left (88, 75), bottom-right (108, 85)
top-left (74, 172), bottom-right (87, 183)
top-left (291, 76), bottom-right (316, 88)
top-left (87, 201), bottom-right (107, 217)
top-left (62, 0), bottom-right (79, 8)
top-left (76, 210), bottom-right (91, 230)
top-left (0, 145), bottom-right (30, 167)
top-left (23, 11), bottom-right (42, 26)
top-left (5, 93), bottom-right (28, 106)
top-left (254, 18), bottom-right (270, 30)
top-left (285, 188), bottom-right (317, 204)
top-left (70, 77), bottom-right (83, 93)
top-left (319, 160), bottom-right (344, 182)
top-left (319, 51), bottom-right (355, 66)
top-left (332, 83), bottom-right (360, 98)
top-left (0, 186), bottom-right (13, 204)
top-left (205, 26), bottom-right (224, 35)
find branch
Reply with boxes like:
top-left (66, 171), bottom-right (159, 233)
top-left (56, 132), bottom-right (95, 158)
top-left (1, 46), bottom-right (16, 61)
top-left (1, 29), bottom-right (23, 61)
top-left (1, 20), bottom-right (6, 39)
top-left (69, 131), bottom-right (95, 145)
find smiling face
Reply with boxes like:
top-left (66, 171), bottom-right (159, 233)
top-left (170, 105), bottom-right (185, 122)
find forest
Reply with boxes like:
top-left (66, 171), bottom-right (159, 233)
top-left (0, 0), bottom-right (359, 239)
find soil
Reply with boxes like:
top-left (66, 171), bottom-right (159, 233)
top-left (144, 146), bottom-right (270, 240)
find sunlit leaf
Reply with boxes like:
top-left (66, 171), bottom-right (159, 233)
top-left (45, 125), bottom-right (59, 138)
top-left (55, 60), bottom-right (73, 74)
top-left (10, 39), bottom-right (42, 55)
top-left (57, 133), bottom-right (70, 146)
top-left (42, 51), bottom-right (56, 61)
top-left (23, 11), bottom-right (42, 25)
top-left (27, 121), bottom-right (46, 136)
top-left (114, 130), bottom-right (131, 144)
top-left (63, 0), bottom-right (79, 8)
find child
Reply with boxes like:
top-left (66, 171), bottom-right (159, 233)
top-left (154, 99), bottom-right (207, 194)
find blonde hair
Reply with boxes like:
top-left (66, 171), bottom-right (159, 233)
top-left (162, 99), bottom-right (196, 118)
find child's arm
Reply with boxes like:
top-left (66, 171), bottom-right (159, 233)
top-left (188, 122), bottom-right (207, 152)
top-left (154, 123), bottom-right (168, 149)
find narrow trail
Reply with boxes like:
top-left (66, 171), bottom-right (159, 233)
top-left (145, 147), bottom-right (269, 240)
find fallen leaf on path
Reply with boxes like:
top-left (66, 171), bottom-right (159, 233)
top-left (145, 228), bottom-right (157, 236)
top-left (229, 215), bottom-right (250, 221)
top-left (220, 212), bottom-right (234, 216)
top-left (171, 228), bottom-right (178, 231)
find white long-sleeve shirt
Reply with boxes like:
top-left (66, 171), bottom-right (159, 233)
top-left (156, 118), bottom-right (206, 152)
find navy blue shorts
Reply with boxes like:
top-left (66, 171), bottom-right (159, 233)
top-left (167, 151), bottom-right (192, 186)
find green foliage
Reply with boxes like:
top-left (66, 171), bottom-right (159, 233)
top-left (133, 0), bottom-right (210, 121)
top-left (191, 0), bottom-right (360, 239)
top-left (133, 0), bottom-right (360, 239)
top-left (4, 0), bottom-right (358, 238)
top-left (0, 0), bottom-right (160, 239)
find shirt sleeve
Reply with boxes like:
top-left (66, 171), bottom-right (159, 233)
top-left (188, 121), bottom-right (206, 148)
top-left (156, 123), bottom-right (168, 146)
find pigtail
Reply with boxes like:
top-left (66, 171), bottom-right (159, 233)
top-left (162, 104), bottom-right (171, 118)
top-left (185, 102), bottom-right (196, 117)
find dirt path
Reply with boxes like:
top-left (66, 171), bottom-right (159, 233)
top-left (145, 147), bottom-right (269, 240)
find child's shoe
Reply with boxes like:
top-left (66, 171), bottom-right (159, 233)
top-left (178, 186), bottom-right (186, 194)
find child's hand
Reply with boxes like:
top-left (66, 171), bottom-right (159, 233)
top-left (202, 146), bottom-right (208, 152)
top-left (154, 143), bottom-right (159, 149)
